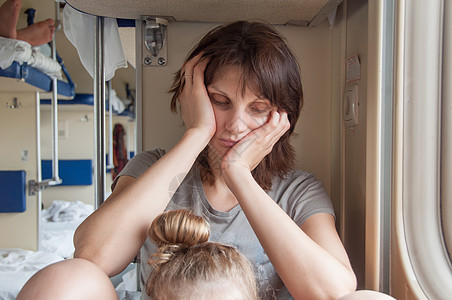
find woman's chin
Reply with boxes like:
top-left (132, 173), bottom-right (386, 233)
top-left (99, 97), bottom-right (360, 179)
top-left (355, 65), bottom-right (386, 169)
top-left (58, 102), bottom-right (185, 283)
top-left (208, 143), bottom-right (229, 161)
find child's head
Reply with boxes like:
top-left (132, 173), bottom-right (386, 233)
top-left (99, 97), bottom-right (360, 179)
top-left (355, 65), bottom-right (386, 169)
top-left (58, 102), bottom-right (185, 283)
top-left (147, 209), bottom-right (258, 300)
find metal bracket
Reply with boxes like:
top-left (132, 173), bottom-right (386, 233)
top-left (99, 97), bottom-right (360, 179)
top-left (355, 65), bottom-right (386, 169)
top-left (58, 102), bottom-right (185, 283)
top-left (6, 97), bottom-right (22, 109)
top-left (29, 178), bottom-right (62, 196)
top-left (142, 17), bottom-right (168, 67)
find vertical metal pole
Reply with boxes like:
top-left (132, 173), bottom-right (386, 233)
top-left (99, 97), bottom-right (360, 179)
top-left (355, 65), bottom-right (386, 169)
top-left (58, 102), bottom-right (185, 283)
top-left (107, 81), bottom-right (114, 169)
top-left (136, 19), bottom-right (143, 155)
top-left (128, 120), bottom-right (132, 160)
top-left (135, 18), bottom-right (142, 292)
top-left (54, 1), bottom-right (60, 29)
top-left (50, 28), bottom-right (60, 182)
top-left (94, 16), bottom-right (106, 209)
top-left (36, 91), bottom-right (42, 251)
top-left (379, 0), bottom-right (395, 293)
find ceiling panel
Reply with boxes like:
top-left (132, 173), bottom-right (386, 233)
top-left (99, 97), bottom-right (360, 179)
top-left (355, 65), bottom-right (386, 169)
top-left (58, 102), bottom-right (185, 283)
top-left (66, 0), bottom-right (340, 26)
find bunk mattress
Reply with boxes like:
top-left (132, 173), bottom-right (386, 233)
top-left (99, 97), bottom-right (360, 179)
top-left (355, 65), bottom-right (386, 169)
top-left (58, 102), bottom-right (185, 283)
top-left (0, 37), bottom-right (75, 98)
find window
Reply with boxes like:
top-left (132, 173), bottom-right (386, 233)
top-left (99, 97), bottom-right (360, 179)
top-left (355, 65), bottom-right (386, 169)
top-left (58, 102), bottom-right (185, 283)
top-left (394, 0), bottom-right (452, 298)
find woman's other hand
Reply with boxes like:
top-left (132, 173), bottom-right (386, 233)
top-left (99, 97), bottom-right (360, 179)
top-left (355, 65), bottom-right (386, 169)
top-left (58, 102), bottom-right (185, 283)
top-left (221, 110), bottom-right (290, 177)
top-left (178, 53), bottom-right (216, 139)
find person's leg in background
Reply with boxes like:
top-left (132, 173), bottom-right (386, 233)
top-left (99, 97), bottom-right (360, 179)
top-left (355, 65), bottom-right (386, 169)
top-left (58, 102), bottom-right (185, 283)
top-left (0, 0), bottom-right (55, 46)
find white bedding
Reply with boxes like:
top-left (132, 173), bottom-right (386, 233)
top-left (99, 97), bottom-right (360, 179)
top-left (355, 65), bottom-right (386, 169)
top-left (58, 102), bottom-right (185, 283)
top-left (0, 36), bottom-right (63, 79)
top-left (41, 200), bottom-right (94, 258)
top-left (0, 201), bottom-right (142, 300)
top-left (0, 248), bottom-right (64, 300)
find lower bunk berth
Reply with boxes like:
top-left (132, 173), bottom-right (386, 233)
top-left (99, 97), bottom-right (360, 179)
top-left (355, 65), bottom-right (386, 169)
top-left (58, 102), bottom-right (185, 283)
top-left (0, 200), bottom-right (138, 300)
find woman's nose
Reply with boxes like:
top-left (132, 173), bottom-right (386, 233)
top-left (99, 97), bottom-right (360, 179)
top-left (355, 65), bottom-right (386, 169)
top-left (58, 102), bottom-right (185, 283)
top-left (224, 110), bottom-right (248, 134)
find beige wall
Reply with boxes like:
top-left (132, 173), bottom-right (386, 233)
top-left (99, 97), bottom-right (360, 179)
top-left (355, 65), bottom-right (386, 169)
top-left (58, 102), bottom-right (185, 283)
top-left (337, 1), bottom-right (409, 297)
top-left (343, 0), bottom-right (368, 290)
top-left (0, 92), bottom-right (39, 250)
top-left (141, 21), bottom-right (334, 196)
top-left (40, 107), bottom-right (95, 207)
top-left (279, 23), bottom-right (333, 195)
top-left (40, 107), bottom-right (135, 207)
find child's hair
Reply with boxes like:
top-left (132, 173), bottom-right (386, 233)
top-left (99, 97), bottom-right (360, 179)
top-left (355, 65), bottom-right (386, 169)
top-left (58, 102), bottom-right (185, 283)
top-left (147, 209), bottom-right (258, 300)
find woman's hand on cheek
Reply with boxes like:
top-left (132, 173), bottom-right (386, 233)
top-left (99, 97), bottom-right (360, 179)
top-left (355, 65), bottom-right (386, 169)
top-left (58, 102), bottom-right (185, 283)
top-left (178, 54), bottom-right (216, 139)
top-left (221, 110), bottom-right (290, 178)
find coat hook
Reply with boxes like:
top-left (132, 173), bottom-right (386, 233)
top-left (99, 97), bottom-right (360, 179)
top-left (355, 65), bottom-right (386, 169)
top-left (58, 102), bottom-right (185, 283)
top-left (6, 97), bottom-right (22, 109)
top-left (81, 114), bottom-right (90, 122)
top-left (143, 17), bottom-right (168, 67)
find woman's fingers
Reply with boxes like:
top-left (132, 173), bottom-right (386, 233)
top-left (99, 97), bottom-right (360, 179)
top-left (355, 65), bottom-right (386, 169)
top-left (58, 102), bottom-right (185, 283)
top-left (177, 53), bottom-right (216, 137)
top-left (250, 110), bottom-right (289, 151)
top-left (223, 111), bottom-right (290, 172)
top-left (181, 53), bottom-right (204, 82)
top-left (193, 56), bottom-right (210, 86)
top-left (264, 110), bottom-right (290, 145)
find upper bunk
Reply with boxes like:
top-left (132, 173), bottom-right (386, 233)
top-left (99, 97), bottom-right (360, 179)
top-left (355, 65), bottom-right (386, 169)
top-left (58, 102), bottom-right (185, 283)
top-left (0, 55), bottom-right (76, 98)
top-left (0, 1), bottom-right (135, 117)
top-left (65, 0), bottom-right (343, 27)
top-left (0, 3), bottom-right (75, 98)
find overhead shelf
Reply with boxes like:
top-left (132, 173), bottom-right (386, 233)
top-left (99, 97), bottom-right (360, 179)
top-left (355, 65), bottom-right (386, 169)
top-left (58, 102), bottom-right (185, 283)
top-left (66, 0), bottom-right (342, 26)
top-left (0, 62), bottom-right (75, 98)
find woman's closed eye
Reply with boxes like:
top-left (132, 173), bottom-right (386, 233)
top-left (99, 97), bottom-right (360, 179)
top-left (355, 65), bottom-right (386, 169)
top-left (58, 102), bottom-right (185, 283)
top-left (249, 102), bottom-right (271, 115)
top-left (209, 94), bottom-right (230, 109)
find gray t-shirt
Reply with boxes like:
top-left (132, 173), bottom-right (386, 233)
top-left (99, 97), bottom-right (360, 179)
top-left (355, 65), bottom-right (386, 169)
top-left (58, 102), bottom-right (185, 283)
top-left (113, 149), bottom-right (335, 300)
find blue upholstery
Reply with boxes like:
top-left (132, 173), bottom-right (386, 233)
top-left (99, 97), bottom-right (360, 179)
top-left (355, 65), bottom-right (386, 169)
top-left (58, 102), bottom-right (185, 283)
top-left (0, 170), bottom-right (26, 213)
top-left (42, 160), bottom-right (93, 186)
top-left (0, 62), bottom-right (75, 98)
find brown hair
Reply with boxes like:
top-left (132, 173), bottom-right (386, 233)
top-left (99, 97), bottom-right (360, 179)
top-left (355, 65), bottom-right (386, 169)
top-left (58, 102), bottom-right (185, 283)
top-left (147, 209), bottom-right (258, 300)
top-left (170, 21), bottom-right (303, 190)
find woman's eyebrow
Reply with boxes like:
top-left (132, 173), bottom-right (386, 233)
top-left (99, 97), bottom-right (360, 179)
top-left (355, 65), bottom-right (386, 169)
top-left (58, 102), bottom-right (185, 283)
top-left (207, 85), bottom-right (228, 95)
top-left (208, 85), bottom-right (270, 103)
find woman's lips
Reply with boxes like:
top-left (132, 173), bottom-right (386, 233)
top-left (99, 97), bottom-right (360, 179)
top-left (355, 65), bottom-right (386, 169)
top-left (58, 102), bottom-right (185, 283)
top-left (219, 138), bottom-right (238, 147)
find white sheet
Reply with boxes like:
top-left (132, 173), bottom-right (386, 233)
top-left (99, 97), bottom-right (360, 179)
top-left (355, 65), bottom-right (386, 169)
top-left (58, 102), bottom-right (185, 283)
top-left (41, 200), bottom-right (94, 258)
top-left (63, 5), bottom-right (127, 81)
top-left (0, 199), bottom-right (139, 299)
top-left (42, 200), bottom-right (93, 222)
top-left (111, 88), bottom-right (126, 114)
top-left (115, 264), bottom-right (141, 299)
top-left (0, 37), bottom-right (63, 79)
top-left (0, 248), bottom-right (64, 300)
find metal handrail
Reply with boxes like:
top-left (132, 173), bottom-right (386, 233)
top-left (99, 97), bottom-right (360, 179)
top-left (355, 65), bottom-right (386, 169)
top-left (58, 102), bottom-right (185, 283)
top-left (29, 3), bottom-right (62, 195)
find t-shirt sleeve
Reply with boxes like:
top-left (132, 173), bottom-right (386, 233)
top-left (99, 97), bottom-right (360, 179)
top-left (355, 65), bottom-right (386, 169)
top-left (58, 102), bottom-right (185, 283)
top-left (272, 170), bottom-right (335, 227)
top-left (110, 148), bottom-right (166, 191)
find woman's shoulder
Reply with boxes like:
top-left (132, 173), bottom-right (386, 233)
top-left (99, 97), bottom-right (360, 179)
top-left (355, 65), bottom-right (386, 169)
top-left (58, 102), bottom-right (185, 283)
top-left (132, 148), bottom-right (167, 163)
top-left (270, 169), bottom-right (329, 200)
top-left (273, 169), bottom-right (318, 187)
top-left (270, 169), bottom-right (334, 225)
top-left (117, 148), bottom-right (167, 178)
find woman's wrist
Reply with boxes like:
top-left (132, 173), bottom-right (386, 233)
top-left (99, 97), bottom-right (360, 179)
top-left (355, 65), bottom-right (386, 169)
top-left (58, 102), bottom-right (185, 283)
top-left (183, 127), bottom-right (213, 150)
top-left (222, 162), bottom-right (253, 190)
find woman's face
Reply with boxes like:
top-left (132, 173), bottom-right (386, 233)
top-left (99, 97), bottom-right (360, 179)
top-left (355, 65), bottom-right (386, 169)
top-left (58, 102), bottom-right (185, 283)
top-left (206, 65), bottom-right (275, 159)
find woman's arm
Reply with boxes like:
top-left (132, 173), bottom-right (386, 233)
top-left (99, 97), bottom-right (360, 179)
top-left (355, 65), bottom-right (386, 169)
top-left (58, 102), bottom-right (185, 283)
top-left (74, 54), bottom-right (214, 277)
top-left (74, 130), bottom-right (210, 276)
top-left (222, 112), bottom-right (356, 299)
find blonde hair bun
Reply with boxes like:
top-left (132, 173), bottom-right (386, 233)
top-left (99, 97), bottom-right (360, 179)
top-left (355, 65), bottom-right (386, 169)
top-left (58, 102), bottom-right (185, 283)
top-left (149, 209), bottom-right (210, 264)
